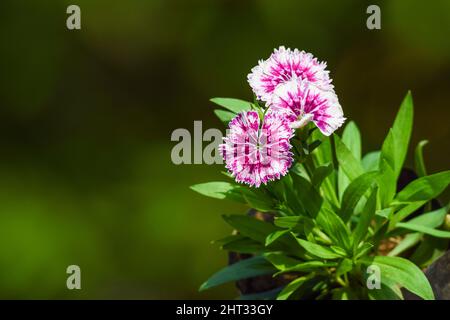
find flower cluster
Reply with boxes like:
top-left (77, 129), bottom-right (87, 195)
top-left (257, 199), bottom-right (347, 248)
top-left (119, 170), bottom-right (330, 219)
top-left (220, 46), bottom-right (346, 187)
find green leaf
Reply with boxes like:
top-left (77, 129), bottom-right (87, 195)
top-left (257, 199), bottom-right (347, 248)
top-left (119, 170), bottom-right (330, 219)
top-left (362, 151), bottom-right (380, 172)
top-left (332, 287), bottom-right (358, 300)
top-left (316, 206), bottom-right (352, 250)
top-left (239, 287), bottom-right (282, 300)
top-left (311, 133), bottom-right (338, 206)
top-left (277, 276), bottom-right (310, 300)
top-left (380, 129), bottom-right (396, 172)
top-left (353, 187), bottom-right (378, 246)
top-left (214, 109), bottom-right (236, 123)
top-left (335, 134), bottom-right (364, 181)
top-left (408, 204), bottom-right (449, 228)
top-left (296, 238), bottom-right (343, 260)
top-left (330, 245), bottom-right (348, 256)
top-left (395, 222), bottom-right (450, 238)
top-left (274, 216), bottom-right (304, 229)
top-left (190, 182), bottom-right (244, 202)
top-left (240, 188), bottom-right (275, 212)
top-left (222, 214), bottom-right (277, 243)
top-left (210, 97), bottom-right (252, 113)
top-left (338, 122), bottom-right (361, 199)
top-left (371, 222), bottom-right (389, 249)
top-left (265, 230), bottom-right (290, 246)
top-left (379, 92), bottom-right (414, 186)
top-left (264, 253), bottom-right (335, 275)
top-left (361, 255), bottom-right (434, 300)
top-left (223, 215), bottom-right (303, 255)
top-left (216, 235), bottom-right (264, 253)
top-left (387, 233), bottom-right (422, 257)
top-left (391, 91), bottom-right (414, 174)
top-left (395, 170), bottom-right (450, 202)
top-left (283, 176), bottom-right (307, 216)
top-left (376, 208), bottom-right (393, 219)
top-left (199, 256), bottom-right (275, 291)
top-left (390, 201), bottom-right (427, 227)
top-left (311, 130), bottom-right (333, 165)
top-left (212, 234), bottom-right (238, 245)
top-left (340, 171), bottom-right (378, 222)
top-left (291, 174), bottom-right (323, 217)
top-left (263, 253), bottom-right (302, 270)
top-left (341, 121), bottom-right (362, 160)
top-left (354, 242), bottom-right (374, 260)
top-left (312, 163), bottom-right (333, 189)
top-left (336, 258), bottom-right (353, 277)
top-left (414, 140), bottom-right (429, 177)
top-left (410, 235), bottom-right (448, 268)
top-left (290, 163), bottom-right (310, 181)
top-left (367, 282), bottom-right (402, 300)
top-left (377, 158), bottom-right (396, 207)
top-left (275, 261), bottom-right (337, 275)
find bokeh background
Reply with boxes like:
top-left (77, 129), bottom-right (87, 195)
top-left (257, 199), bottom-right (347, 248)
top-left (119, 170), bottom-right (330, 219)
top-left (0, 0), bottom-right (449, 299)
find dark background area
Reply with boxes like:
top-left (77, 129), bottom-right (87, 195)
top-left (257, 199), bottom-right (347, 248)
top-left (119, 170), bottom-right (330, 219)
top-left (0, 0), bottom-right (449, 298)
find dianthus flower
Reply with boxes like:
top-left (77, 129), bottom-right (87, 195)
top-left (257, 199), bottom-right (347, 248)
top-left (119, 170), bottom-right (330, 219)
top-left (220, 111), bottom-right (293, 187)
top-left (269, 78), bottom-right (345, 136)
top-left (248, 46), bottom-right (333, 103)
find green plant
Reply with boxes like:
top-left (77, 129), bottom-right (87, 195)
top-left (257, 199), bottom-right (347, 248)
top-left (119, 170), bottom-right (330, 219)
top-left (192, 92), bottom-right (450, 300)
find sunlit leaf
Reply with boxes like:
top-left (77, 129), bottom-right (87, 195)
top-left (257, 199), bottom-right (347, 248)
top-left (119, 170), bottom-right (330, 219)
top-left (353, 187), bottom-right (377, 246)
top-left (361, 255), bottom-right (434, 300)
top-left (214, 109), bottom-right (236, 123)
top-left (362, 151), bottom-right (380, 172)
top-left (335, 134), bottom-right (364, 181)
top-left (317, 206), bottom-right (352, 250)
top-left (190, 182), bottom-right (244, 203)
top-left (338, 121), bottom-right (361, 199)
top-left (340, 171), bottom-right (378, 221)
top-left (396, 170), bottom-right (450, 202)
top-left (210, 97), bottom-right (252, 113)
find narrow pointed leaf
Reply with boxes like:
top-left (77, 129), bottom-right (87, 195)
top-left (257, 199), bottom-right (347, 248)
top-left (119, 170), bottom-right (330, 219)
top-left (396, 222), bottom-right (450, 238)
top-left (339, 122), bottom-right (361, 198)
top-left (222, 214), bottom-right (278, 243)
top-left (277, 276), bottom-right (309, 300)
top-left (214, 109), bottom-right (236, 123)
top-left (199, 256), bottom-right (275, 291)
top-left (396, 170), bottom-right (450, 202)
top-left (296, 238), bottom-right (343, 260)
top-left (335, 134), bottom-right (364, 181)
top-left (340, 171), bottom-right (378, 221)
top-left (391, 91), bottom-right (414, 174)
top-left (353, 187), bottom-right (377, 246)
top-left (210, 97), bottom-right (252, 113)
top-left (414, 140), bottom-right (428, 177)
top-left (190, 182), bottom-right (245, 203)
top-left (317, 206), bottom-right (352, 250)
top-left (362, 151), bottom-right (380, 172)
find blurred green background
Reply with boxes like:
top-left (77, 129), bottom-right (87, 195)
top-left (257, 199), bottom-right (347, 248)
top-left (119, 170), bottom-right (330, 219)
top-left (0, 0), bottom-right (449, 299)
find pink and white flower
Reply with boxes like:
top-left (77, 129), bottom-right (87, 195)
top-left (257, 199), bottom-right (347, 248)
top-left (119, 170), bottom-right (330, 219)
top-left (269, 78), bottom-right (345, 136)
top-left (220, 111), bottom-right (294, 187)
top-left (248, 46), bottom-right (333, 102)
